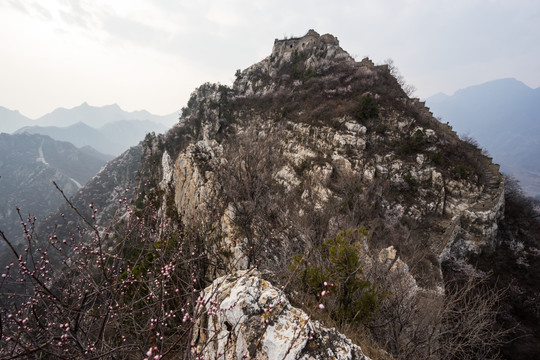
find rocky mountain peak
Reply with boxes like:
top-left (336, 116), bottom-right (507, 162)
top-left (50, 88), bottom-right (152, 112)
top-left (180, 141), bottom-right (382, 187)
top-left (8, 31), bottom-right (521, 360)
top-left (233, 29), bottom-right (362, 99)
top-left (133, 31), bottom-right (507, 279)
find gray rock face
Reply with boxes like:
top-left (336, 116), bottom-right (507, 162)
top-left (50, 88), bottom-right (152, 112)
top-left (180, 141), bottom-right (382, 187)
top-left (193, 270), bottom-right (370, 360)
top-left (157, 30), bottom-right (506, 283)
top-left (173, 140), bottom-right (221, 225)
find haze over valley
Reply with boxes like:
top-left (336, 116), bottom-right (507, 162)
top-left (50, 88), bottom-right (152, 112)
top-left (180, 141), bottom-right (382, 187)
top-left (1, 102), bottom-right (178, 156)
top-left (426, 78), bottom-right (540, 198)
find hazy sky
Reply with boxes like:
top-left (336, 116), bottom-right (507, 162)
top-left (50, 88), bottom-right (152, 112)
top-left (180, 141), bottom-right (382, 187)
top-left (1, 0), bottom-right (539, 119)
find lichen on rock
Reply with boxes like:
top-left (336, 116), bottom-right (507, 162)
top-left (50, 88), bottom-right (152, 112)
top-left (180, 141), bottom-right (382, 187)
top-left (193, 270), bottom-right (370, 360)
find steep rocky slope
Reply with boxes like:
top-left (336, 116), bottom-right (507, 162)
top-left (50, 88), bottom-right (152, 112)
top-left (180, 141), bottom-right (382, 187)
top-left (152, 30), bottom-right (505, 278)
top-left (2, 30), bottom-right (519, 359)
top-left (41, 30), bottom-right (505, 275)
top-left (148, 30), bottom-right (508, 358)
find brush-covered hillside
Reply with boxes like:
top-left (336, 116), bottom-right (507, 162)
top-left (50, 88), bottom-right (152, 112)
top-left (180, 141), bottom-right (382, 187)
top-left (1, 30), bottom-right (538, 360)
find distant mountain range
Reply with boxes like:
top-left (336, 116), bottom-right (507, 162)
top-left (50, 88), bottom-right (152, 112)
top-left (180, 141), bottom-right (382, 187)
top-left (0, 103), bottom-right (179, 247)
top-left (35, 102), bottom-right (178, 128)
top-left (426, 78), bottom-right (540, 197)
top-left (1, 102), bottom-right (179, 156)
top-left (1, 102), bottom-right (179, 130)
top-left (0, 133), bottom-right (108, 248)
top-left (15, 120), bottom-right (167, 156)
top-left (0, 107), bottom-right (32, 133)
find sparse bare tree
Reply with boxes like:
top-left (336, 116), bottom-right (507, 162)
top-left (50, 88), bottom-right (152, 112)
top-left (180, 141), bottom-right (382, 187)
top-left (384, 58), bottom-right (417, 97)
top-left (366, 251), bottom-right (508, 360)
top-left (217, 121), bottom-right (290, 269)
top-left (0, 183), bottom-right (221, 359)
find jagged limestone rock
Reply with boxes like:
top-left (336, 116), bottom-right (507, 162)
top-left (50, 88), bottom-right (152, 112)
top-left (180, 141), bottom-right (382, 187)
top-left (193, 270), bottom-right (370, 360)
top-left (173, 140), bottom-right (221, 225)
top-left (162, 29), bottom-right (505, 289)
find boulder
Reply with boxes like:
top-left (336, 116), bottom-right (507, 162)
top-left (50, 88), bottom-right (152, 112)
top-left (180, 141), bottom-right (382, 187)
top-left (193, 270), bottom-right (370, 360)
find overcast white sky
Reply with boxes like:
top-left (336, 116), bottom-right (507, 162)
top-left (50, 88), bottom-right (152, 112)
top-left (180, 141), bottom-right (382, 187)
top-left (1, 0), bottom-right (539, 119)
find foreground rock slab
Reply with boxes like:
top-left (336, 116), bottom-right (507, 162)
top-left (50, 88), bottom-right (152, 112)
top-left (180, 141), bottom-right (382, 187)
top-left (193, 270), bottom-right (370, 360)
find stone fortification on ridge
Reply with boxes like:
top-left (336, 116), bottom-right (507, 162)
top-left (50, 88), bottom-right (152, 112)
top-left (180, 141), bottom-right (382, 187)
top-left (271, 29), bottom-right (353, 64)
top-left (273, 29), bottom-right (339, 53)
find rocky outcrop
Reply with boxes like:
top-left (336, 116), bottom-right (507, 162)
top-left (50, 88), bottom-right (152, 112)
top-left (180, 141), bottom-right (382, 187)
top-left (158, 30), bottom-right (506, 287)
top-left (172, 140), bottom-right (222, 225)
top-left (21, 29), bottom-right (507, 357)
top-left (438, 161), bottom-right (505, 260)
top-left (193, 270), bottom-right (370, 360)
top-left (234, 29), bottom-right (356, 98)
top-left (168, 115), bottom-right (504, 263)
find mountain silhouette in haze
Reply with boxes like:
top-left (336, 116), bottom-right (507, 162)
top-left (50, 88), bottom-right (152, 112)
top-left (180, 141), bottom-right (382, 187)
top-left (1, 102), bottom-right (179, 133)
top-left (426, 78), bottom-right (540, 196)
top-left (0, 106), bottom-right (33, 133)
top-left (16, 120), bottom-right (168, 156)
top-left (35, 102), bottom-right (178, 128)
top-left (1, 102), bottom-right (180, 156)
